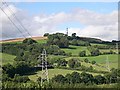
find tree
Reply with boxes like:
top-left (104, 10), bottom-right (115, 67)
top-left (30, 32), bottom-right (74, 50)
top-left (47, 33), bottom-right (69, 48)
top-left (2, 74), bottom-right (11, 82)
top-left (72, 33), bottom-right (76, 38)
top-left (14, 61), bottom-right (32, 75)
top-left (37, 77), bottom-right (41, 82)
top-left (79, 50), bottom-right (86, 57)
top-left (57, 59), bottom-right (67, 67)
top-left (68, 58), bottom-right (81, 68)
top-left (70, 72), bottom-right (81, 83)
top-left (52, 74), bottom-right (67, 83)
top-left (81, 72), bottom-right (94, 84)
top-left (44, 33), bottom-right (49, 37)
top-left (88, 46), bottom-right (100, 56)
top-left (65, 74), bottom-right (72, 84)
top-left (94, 75), bottom-right (106, 84)
top-left (23, 38), bottom-right (37, 45)
top-left (70, 39), bottom-right (78, 46)
top-left (2, 63), bottom-right (15, 78)
top-left (84, 58), bottom-right (89, 63)
top-left (91, 61), bottom-right (96, 65)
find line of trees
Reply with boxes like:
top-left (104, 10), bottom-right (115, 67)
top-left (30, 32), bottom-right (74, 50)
top-left (2, 68), bottom-right (120, 89)
top-left (51, 69), bottom-right (120, 85)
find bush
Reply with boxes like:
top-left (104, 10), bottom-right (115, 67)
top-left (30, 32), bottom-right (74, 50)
top-left (52, 74), bottom-right (67, 83)
top-left (68, 58), bottom-right (81, 68)
top-left (23, 38), bottom-right (37, 45)
top-left (84, 58), bottom-right (89, 63)
top-left (94, 75), bottom-right (106, 84)
top-left (91, 61), bottom-right (96, 65)
top-left (44, 33), bottom-right (49, 37)
top-left (79, 51), bottom-right (86, 57)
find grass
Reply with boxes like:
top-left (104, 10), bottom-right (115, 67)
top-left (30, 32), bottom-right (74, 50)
top-left (28, 68), bottom-right (101, 81)
top-left (1, 41), bottom-right (22, 44)
top-left (91, 43), bottom-right (111, 46)
top-left (65, 54), bottom-right (118, 63)
top-left (100, 49), bottom-right (117, 53)
top-left (0, 53), bottom-right (16, 65)
top-left (37, 39), bottom-right (47, 44)
top-left (61, 45), bottom-right (91, 56)
top-left (65, 54), bottom-right (118, 69)
top-left (81, 61), bottom-right (108, 71)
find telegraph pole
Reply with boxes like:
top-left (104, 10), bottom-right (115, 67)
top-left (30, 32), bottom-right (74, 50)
top-left (38, 49), bottom-right (49, 87)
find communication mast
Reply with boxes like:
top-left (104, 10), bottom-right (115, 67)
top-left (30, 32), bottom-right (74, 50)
top-left (66, 28), bottom-right (68, 36)
top-left (39, 49), bottom-right (49, 87)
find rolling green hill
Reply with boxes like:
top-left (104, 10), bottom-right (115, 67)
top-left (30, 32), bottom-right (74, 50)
top-left (65, 54), bottom-right (118, 69)
top-left (0, 53), bottom-right (16, 65)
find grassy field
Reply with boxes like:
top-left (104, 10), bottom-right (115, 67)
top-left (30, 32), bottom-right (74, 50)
top-left (61, 45), bottom-right (91, 56)
top-left (0, 53), bottom-right (16, 65)
top-left (65, 54), bottom-right (118, 63)
top-left (91, 43), bottom-right (109, 46)
top-left (28, 68), bottom-right (101, 81)
top-left (100, 49), bottom-right (117, 53)
top-left (65, 54), bottom-right (118, 69)
top-left (37, 39), bottom-right (47, 44)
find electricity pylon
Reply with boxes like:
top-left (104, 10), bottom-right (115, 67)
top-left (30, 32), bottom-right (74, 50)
top-left (116, 43), bottom-right (118, 54)
top-left (106, 55), bottom-right (110, 72)
top-left (38, 49), bottom-right (49, 87)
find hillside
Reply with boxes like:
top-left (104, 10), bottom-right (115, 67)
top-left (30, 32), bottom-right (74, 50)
top-left (0, 53), bottom-right (16, 65)
top-left (0, 36), bottom-right (47, 43)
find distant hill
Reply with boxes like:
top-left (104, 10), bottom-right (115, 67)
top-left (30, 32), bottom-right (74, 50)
top-left (77, 37), bottom-right (120, 44)
top-left (1, 35), bottom-right (119, 44)
top-left (78, 37), bottom-right (104, 43)
top-left (0, 36), bottom-right (47, 43)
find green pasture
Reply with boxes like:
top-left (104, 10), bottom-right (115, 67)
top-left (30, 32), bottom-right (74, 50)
top-left (91, 43), bottom-right (110, 46)
top-left (37, 39), bottom-right (47, 44)
top-left (65, 54), bottom-right (118, 63)
top-left (65, 54), bottom-right (118, 69)
top-left (0, 53), bottom-right (16, 65)
top-left (100, 49), bottom-right (117, 53)
top-left (61, 45), bottom-right (91, 56)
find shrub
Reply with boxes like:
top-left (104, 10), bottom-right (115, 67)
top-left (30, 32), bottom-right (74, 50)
top-left (79, 51), bottom-right (86, 57)
top-left (68, 58), bottom-right (81, 68)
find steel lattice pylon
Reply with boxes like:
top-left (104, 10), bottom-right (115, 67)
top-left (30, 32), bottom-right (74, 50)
top-left (39, 49), bottom-right (49, 87)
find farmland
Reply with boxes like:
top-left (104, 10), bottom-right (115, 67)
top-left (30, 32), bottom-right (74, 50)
top-left (1, 35), bottom-right (119, 89)
top-left (0, 53), bottom-right (16, 65)
top-left (61, 45), bottom-right (91, 56)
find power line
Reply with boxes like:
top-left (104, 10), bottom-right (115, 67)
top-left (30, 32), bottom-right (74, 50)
top-left (2, 1), bottom-right (32, 38)
top-left (0, 6), bottom-right (26, 38)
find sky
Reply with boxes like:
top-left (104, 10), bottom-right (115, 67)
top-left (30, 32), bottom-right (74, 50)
top-left (0, 2), bottom-right (118, 41)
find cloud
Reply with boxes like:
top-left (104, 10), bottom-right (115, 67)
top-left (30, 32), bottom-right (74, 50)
top-left (68, 23), bottom-right (118, 41)
top-left (1, 4), bottom-right (118, 41)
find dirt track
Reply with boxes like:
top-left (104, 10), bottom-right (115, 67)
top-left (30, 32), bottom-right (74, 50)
top-left (0, 36), bottom-right (47, 43)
